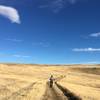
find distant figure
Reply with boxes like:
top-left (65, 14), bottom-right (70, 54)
top-left (49, 75), bottom-right (54, 88)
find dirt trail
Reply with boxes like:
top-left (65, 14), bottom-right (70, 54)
top-left (2, 80), bottom-right (81, 100)
top-left (42, 82), bottom-right (67, 100)
top-left (42, 75), bottom-right (81, 100)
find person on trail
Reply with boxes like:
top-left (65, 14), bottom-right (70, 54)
top-left (49, 75), bottom-right (54, 88)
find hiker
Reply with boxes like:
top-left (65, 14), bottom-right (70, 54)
top-left (49, 75), bottom-right (54, 88)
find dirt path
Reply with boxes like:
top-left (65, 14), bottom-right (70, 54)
top-left (42, 81), bottom-right (82, 100)
top-left (2, 81), bottom-right (81, 100)
top-left (42, 82), bottom-right (67, 100)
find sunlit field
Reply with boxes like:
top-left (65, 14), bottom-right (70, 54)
top-left (0, 64), bottom-right (100, 100)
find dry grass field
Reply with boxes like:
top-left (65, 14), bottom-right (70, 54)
top-left (0, 64), bottom-right (100, 100)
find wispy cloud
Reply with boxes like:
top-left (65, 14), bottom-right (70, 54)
top-left (0, 54), bottom-right (31, 58)
top-left (68, 0), bottom-right (78, 4)
top-left (0, 0), bottom-right (33, 6)
top-left (39, 0), bottom-right (65, 13)
top-left (81, 32), bottom-right (100, 39)
top-left (51, 0), bottom-right (66, 13)
top-left (5, 38), bottom-right (23, 42)
top-left (13, 55), bottom-right (31, 58)
top-left (0, 5), bottom-right (20, 24)
top-left (87, 61), bottom-right (100, 64)
top-left (72, 48), bottom-right (100, 52)
top-left (89, 32), bottom-right (100, 38)
top-left (39, 0), bottom-right (81, 13)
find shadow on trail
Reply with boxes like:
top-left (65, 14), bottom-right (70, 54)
top-left (55, 82), bottom-right (82, 100)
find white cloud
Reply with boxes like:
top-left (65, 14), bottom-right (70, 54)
top-left (13, 55), bottom-right (31, 58)
top-left (72, 48), bottom-right (100, 52)
top-left (0, 54), bottom-right (31, 58)
top-left (5, 38), bottom-right (23, 42)
top-left (0, 5), bottom-right (20, 24)
top-left (13, 55), bottom-right (21, 58)
top-left (39, 0), bottom-right (81, 13)
top-left (51, 0), bottom-right (66, 13)
top-left (39, 0), bottom-right (65, 13)
top-left (87, 61), bottom-right (100, 64)
top-left (89, 32), bottom-right (100, 37)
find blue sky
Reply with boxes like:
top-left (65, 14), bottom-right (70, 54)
top-left (0, 0), bottom-right (100, 64)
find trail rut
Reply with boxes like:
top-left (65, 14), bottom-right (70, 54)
top-left (42, 82), bottom-right (67, 100)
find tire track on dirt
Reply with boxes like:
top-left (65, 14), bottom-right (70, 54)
top-left (55, 82), bottom-right (82, 100)
top-left (2, 82), bottom-right (36, 100)
top-left (42, 82), bottom-right (66, 100)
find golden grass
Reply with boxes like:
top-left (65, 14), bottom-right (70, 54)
top-left (0, 64), bottom-right (99, 100)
